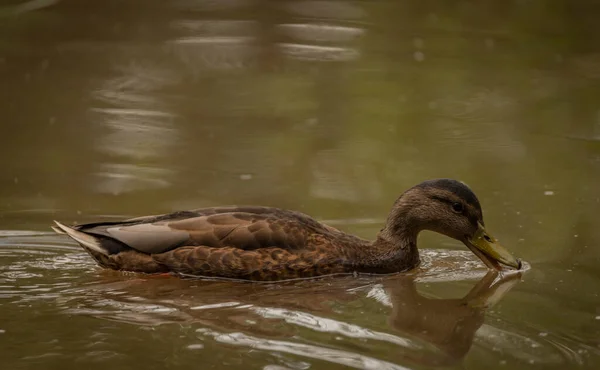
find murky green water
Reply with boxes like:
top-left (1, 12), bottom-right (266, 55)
top-left (1, 0), bottom-right (599, 369)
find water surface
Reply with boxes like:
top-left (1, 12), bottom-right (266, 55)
top-left (1, 1), bottom-right (599, 369)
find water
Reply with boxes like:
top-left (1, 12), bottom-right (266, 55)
top-left (1, 0), bottom-right (600, 369)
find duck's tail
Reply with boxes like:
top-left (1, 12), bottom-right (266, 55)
top-left (53, 221), bottom-right (127, 270)
top-left (52, 221), bottom-right (168, 273)
top-left (51, 224), bottom-right (67, 234)
top-left (52, 221), bottom-right (108, 255)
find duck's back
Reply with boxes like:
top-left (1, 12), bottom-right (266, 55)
top-left (73, 206), bottom-right (339, 254)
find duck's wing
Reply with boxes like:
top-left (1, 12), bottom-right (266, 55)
top-left (64, 206), bottom-right (332, 255)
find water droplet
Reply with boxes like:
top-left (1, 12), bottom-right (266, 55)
top-left (413, 51), bottom-right (425, 62)
top-left (595, 316), bottom-right (600, 320)
top-left (574, 234), bottom-right (578, 238)
top-left (240, 174), bottom-right (252, 180)
top-left (544, 190), bottom-right (554, 196)
top-left (539, 332), bottom-right (548, 337)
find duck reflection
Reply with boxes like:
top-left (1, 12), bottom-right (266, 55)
top-left (70, 270), bottom-right (521, 367)
top-left (384, 271), bottom-right (520, 366)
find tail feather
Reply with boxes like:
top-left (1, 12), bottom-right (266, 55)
top-left (52, 220), bottom-right (169, 273)
top-left (51, 225), bottom-right (66, 234)
top-left (52, 221), bottom-right (108, 255)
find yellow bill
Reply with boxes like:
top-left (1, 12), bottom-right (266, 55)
top-left (467, 222), bottom-right (521, 270)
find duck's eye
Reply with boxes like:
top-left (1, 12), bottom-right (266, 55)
top-left (451, 202), bottom-right (464, 213)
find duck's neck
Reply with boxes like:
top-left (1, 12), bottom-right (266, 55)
top-left (351, 207), bottom-right (422, 274)
top-left (375, 227), bottom-right (421, 272)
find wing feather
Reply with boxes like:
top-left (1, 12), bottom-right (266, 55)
top-left (73, 207), bottom-right (334, 255)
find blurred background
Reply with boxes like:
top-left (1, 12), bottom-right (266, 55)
top-left (0, 1), bottom-right (599, 369)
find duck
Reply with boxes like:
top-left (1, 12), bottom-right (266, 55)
top-left (52, 178), bottom-right (522, 281)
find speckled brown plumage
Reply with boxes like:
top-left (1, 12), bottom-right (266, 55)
top-left (53, 179), bottom-right (521, 281)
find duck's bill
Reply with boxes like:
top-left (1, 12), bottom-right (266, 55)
top-left (466, 223), bottom-right (521, 271)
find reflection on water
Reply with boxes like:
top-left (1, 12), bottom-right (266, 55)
top-left (91, 63), bottom-right (179, 194)
top-left (2, 0), bottom-right (600, 369)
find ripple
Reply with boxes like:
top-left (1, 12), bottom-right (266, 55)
top-left (476, 324), bottom-right (577, 365)
top-left (168, 36), bottom-right (257, 70)
top-left (416, 249), bottom-right (529, 282)
top-left (251, 307), bottom-right (416, 348)
top-left (171, 20), bottom-right (257, 35)
top-left (0, 235), bottom-right (96, 303)
top-left (365, 284), bottom-right (393, 307)
top-left (169, 36), bottom-right (254, 45)
top-left (94, 163), bottom-right (173, 194)
top-left (278, 24), bottom-right (364, 43)
top-left (190, 302), bottom-right (241, 310)
top-left (279, 43), bottom-right (359, 62)
top-left (0, 230), bottom-right (55, 237)
top-left (197, 329), bottom-right (409, 370)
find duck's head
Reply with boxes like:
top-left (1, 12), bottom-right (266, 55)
top-left (383, 179), bottom-right (521, 271)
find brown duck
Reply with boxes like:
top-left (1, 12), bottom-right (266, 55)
top-left (52, 179), bottom-right (521, 281)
